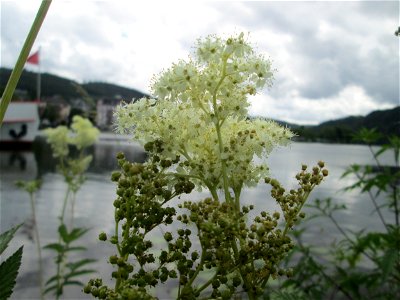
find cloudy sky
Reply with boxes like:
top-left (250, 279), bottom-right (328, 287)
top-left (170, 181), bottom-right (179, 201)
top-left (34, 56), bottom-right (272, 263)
top-left (1, 0), bottom-right (398, 125)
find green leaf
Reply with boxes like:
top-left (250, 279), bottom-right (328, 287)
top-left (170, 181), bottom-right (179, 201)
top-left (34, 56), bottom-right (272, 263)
top-left (66, 258), bottom-right (96, 271)
top-left (65, 269), bottom-right (97, 280)
top-left (45, 274), bottom-right (61, 286)
top-left (0, 224), bottom-right (22, 255)
top-left (0, 246), bottom-right (23, 300)
top-left (341, 164), bottom-right (360, 179)
top-left (43, 284), bottom-right (60, 295)
top-left (67, 227), bottom-right (90, 243)
top-left (271, 288), bottom-right (307, 300)
top-left (58, 224), bottom-right (69, 243)
top-left (63, 280), bottom-right (83, 286)
top-left (44, 243), bottom-right (65, 253)
top-left (65, 246), bottom-right (87, 252)
top-left (379, 248), bottom-right (398, 282)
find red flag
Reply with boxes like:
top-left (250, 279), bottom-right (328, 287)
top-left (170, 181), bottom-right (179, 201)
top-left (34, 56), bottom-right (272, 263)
top-left (27, 51), bottom-right (39, 65)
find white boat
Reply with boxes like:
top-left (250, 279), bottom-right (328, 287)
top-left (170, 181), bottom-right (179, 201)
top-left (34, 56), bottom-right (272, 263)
top-left (1, 102), bottom-right (40, 148)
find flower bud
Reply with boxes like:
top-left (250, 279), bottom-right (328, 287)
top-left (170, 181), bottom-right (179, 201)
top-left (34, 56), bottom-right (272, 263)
top-left (98, 232), bottom-right (107, 241)
top-left (164, 232), bottom-right (173, 242)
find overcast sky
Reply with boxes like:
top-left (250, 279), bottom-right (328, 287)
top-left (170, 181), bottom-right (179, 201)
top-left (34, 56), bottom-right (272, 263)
top-left (1, 0), bottom-right (399, 125)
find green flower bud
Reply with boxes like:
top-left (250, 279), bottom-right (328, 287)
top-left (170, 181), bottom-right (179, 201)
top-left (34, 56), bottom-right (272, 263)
top-left (191, 251), bottom-right (199, 261)
top-left (116, 152), bottom-right (125, 160)
top-left (109, 255), bottom-right (118, 264)
top-left (91, 288), bottom-right (99, 297)
top-left (164, 232), bottom-right (173, 242)
top-left (98, 232), bottom-right (107, 241)
top-left (110, 236), bottom-right (118, 244)
top-left (111, 171), bottom-right (121, 182)
top-left (169, 270), bottom-right (177, 278)
top-left (83, 285), bottom-right (91, 294)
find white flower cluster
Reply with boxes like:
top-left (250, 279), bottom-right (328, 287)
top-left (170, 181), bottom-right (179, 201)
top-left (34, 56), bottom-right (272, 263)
top-left (69, 115), bottom-right (100, 150)
top-left (45, 115), bottom-right (100, 158)
top-left (115, 33), bottom-right (293, 191)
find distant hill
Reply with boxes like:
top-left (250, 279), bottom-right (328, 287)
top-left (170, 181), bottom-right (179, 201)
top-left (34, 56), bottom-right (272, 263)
top-left (0, 67), bottom-right (147, 101)
top-left (294, 106), bottom-right (400, 143)
top-left (1, 67), bottom-right (397, 143)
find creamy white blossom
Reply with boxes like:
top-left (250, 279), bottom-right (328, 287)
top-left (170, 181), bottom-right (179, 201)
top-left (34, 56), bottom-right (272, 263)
top-left (115, 33), bottom-right (292, 191)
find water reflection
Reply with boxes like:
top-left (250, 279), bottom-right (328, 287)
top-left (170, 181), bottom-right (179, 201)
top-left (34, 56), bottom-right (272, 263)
top-left (0, 141), bottom-right (395, 299)
top-left (31, 136), bottom-right (147, 177)
top-left (8, 152), bottom-right (27, 170)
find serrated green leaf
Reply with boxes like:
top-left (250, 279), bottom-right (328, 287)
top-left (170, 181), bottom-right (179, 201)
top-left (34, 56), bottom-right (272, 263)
top-left (0, 224), bottom-right (22, 255)
top-left (0, 246), bottom-right (23, 300)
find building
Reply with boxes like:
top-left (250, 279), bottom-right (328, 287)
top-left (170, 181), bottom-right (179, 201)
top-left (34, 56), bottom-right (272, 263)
top-left (96, 96), bottom-right (124, 131)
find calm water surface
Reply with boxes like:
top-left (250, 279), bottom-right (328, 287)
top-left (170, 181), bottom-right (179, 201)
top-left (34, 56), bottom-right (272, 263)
top-left (0, 139), bottom-right (396, 299)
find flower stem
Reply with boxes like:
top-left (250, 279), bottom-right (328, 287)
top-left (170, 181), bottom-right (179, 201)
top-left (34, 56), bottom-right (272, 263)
top-left (29, 191), bottom-right (44, 300)
top-left (60, 185), bottom-right (71, 223)
top-left (212, 57), bottom-right (232, 203)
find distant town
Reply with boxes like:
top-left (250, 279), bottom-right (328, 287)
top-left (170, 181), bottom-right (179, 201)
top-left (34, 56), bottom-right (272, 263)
top-left (1, 67), bottom-right (399, 144)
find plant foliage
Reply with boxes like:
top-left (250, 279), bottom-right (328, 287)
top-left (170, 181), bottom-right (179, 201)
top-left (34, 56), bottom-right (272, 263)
top-left (277, 129), bottom-right (400, 299)
top-left (0, 224), bottom-right (23, 300)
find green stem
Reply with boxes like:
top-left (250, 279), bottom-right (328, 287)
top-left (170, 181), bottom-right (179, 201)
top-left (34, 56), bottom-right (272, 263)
top-left (29, 191), bottom-right (44, 300)
top-left (69, 191), bottom-right (77, 230)
top-left (233, 186), bottom-right (242, 212)
top-left (282, 189), bottom-right (311, 237)
top-left (55, 184), bottom-right (72, 298)
top-left (326, 212), bottom-right (374, 261)
top-left (0, 0), bottom-right (52, 125)
top-left (355, 172), bottom-right (388, 231)
top-left (55, 245), bottom-right (68, 300)
top-left (193, 269), bottom-right (219, 296)
top-left (212, 57), bottom-right (232, 203)
top-left (60, 186), bottom-right (71, 223)
top-left (186, 238), bottom-right (207, 289)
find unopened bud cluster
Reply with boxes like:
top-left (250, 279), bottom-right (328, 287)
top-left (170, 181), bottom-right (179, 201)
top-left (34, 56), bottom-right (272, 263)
top-left (265, 161), bottom-right (328, 229)
top-left (85, 144), bottom-right (196, 299)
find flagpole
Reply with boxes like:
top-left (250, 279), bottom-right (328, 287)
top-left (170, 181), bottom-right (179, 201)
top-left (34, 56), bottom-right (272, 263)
top-left (37, 47), bottom-right (41, 101)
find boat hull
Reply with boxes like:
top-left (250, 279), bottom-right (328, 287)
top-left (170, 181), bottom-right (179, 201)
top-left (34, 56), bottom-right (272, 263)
top-left (0, 102), bottom-right (40, 150)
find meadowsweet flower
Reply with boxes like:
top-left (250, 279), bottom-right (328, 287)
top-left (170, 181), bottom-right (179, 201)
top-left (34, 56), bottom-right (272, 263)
top-left (115, 32), bottom-right (291, 190)
top-left (70, 115), bottom-right (100, 150)
top-left (44, 126), bottom-right (69, 158)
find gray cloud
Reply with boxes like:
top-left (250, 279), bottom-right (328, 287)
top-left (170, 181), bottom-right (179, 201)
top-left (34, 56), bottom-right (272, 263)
top-left (1, 1), bottom-right (398, 125)
top-left (211, 1), bottom-right (399, 107)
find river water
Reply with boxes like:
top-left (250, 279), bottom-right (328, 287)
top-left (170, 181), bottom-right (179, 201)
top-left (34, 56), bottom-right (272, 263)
top-left (0, 137), bottom-right (396, 299)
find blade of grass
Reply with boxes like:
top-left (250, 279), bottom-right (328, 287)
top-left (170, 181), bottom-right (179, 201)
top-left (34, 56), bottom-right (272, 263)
top-left (0, 0), bottom-right (52, 125)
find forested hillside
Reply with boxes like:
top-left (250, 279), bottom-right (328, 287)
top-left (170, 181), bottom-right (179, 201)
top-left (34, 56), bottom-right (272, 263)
top-left (1, 67), bottom-right (397, 143)
top-left (0, 68), bottom-right (146, 101)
